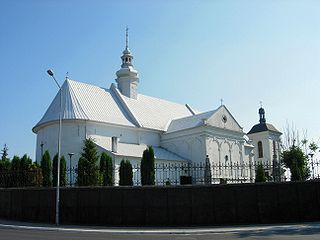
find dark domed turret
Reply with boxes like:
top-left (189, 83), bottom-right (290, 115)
top-left (259, 107), bottom-right (266, 124)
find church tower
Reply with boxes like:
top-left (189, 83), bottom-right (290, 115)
top-left (247, 105), bottom-right (282, 179)
top-left (116, 28), bottom-right (139, 99)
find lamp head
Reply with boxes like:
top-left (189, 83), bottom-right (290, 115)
top-left (47, 69), bottom-right (54, 76)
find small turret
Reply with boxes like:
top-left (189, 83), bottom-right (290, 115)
top-left (115, 27), bottom-right (139, 99)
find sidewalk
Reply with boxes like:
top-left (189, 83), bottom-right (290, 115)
top-left (1, 219), bottom-right (320, 234)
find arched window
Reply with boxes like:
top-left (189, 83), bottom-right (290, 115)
top-left (225, 155), bottom-right (228, 164)
top-left (258, 141), bottom-right (263, 158)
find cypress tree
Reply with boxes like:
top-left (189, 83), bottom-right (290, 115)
top-left (141, 146), bottom-right (155, 185)
top-left (41, 150), bottom-right (52, 187)
top-left (77, 138), bottom-right (99, 186)
top-left (100, 152), bottom-right (113, 186)
top-left (255, 162), bottom-right (266, 183)
top-left (52, 154), bottom-right (67, 187)
top-left (119, 159), bottom-right (133, 186)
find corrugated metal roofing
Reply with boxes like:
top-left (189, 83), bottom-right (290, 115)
top-left (95, 139), bottom-right (187, 162)
top-left (166, 110), bottom-right (217, 133)
top-left (119, 91), bottom-right (194, 131)
top-left (34, 79), bottom-right (195, 132)
top-left (34, 80), bottom-right (135, 130)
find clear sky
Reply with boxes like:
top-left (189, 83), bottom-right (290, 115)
top-left (1, 0), bottom-right (320, 159)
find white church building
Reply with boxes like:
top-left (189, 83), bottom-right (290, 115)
top-left (33, 32), bottom-right (281, 184)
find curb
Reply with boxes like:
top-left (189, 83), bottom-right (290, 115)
top-left (1, 222), bottom-right (320, 234)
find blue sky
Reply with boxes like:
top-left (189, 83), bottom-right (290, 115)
top-left (1, 0), bottom-right (320, 159)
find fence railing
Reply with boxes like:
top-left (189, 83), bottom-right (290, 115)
top-left (1, 160), bottom-right (319, 188)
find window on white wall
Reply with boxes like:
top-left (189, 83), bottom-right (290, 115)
top-left (258, 141), bottom-right (263, 158)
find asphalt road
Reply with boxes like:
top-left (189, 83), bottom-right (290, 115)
top-left (1, 226), bottom-right (320, 240)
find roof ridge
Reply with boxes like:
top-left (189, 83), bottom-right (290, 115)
top-left (110, 83), bottom-right (142, 128)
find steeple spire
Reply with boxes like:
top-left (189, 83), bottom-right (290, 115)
top-left (121, 27), bottom-right (133, 68)
top-left (115, 27), bottom-right (139, 99)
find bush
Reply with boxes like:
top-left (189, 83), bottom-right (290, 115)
top-left (141, 146), bottom-right (155, 185)
top-left (41, 150), bottom-right (52, 187)
top-left (282, 145), bottom-right (309, 181)
top-left (119, 159), bottom-right (133, 186)
top-left (100, 152), bottom-right (113, 186)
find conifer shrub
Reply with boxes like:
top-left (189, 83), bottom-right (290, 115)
top-left (119, 159), bottom-right (133, 186)
top-left (140, 146), bottom-right (155, 185)
top-left (100, 152), bottom-right (113, 186)
top-left (255, 162), bottom-right (266, 183)
top-left (77, 138), bottom-right (99, 186)
top-left (52, 154), bottom-right (67, 187)
top-left (41, 150), bottom-right (52, 187)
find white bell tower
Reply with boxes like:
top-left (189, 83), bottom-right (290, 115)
top-left (115, 28), bottom-right (139, 99)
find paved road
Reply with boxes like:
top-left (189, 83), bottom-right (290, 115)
top-left (1, 222), bottom-right (320, 240)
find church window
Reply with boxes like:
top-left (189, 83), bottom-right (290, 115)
top-left (225, 155), bottom-right (228, 164)
top-left (258, 141), bottom-right (263, 158)
top-left (125, 57), bottom-right (128, 62)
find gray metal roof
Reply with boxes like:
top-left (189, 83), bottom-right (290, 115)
top-left (33, 79), bottom-right (195, 132)
top-left (95, 139), bottom-right (187, 162)
top-left (166, 110), bottom-right (217, 133)
top-left (247, 123), bottom-right (281, 135)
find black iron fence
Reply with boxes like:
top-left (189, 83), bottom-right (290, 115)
top-left (1, 160), bottom-right (320, 188)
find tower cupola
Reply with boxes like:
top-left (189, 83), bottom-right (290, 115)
top-left (115, 28), bottom-right (139, 99)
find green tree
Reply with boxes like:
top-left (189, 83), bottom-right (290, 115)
top-left (41, 150), bottom-right (52, 187)
top-left (309, 142), bottom-right (319, 154)
top-left (100, 152), bottom-right (113, 186)
top-left (52, 154), bottom-right (67, 187)
top-left (20, 154), bottom-right (33, 186)
top-left (77, 138), bottom-right (99, 186)
top-left (0, 144), bottom-right (10, 171)
top-left (29, 162), bottom-right (43, 187)
top-left (140, 146), bottom-right (155, 185)
top-left (1, 144), bottom-right (8, 161)
top-left (255, 162), bottom-right (266, 183)
top-left (282, 145), bottom-right (309, 181)
top-left (20, 154), bottom-right (32, 171)
top-left (119, 159), bottom-right (133, 186)
top-left (11, 155), bottom-right (20, 171)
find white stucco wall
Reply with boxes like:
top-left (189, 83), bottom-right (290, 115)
top-left (35, 120), bottom-right (161, 167)
top-left (248, 131), bottom-right (281, 166)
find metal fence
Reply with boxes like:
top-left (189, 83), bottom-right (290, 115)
top-left (1, 160), bottom-right (320, 188)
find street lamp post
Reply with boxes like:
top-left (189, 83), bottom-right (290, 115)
top-left (47, 69), bottom-right (62, 226)
top-left (68, 153), bottom-right (74, 186)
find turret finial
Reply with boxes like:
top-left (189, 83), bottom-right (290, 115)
top-left (259, 102), bottom-right (266, 124)
top-left (125, 26), bottom-right (129, 49)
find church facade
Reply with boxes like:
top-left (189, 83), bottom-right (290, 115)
top-left (33, 32), bottom-right (281, 185)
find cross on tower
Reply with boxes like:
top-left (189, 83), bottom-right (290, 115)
top-left (220, 98), bottom-right (224, 106)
